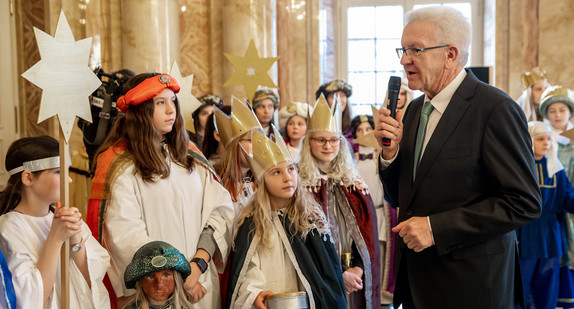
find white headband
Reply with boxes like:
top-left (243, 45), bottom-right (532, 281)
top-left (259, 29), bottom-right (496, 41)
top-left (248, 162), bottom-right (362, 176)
top-left (7, 156), bottom-right (63, 176)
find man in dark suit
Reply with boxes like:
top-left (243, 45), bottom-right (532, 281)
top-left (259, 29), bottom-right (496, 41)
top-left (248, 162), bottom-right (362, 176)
top-left (374, 6), bottom-right (542, 309)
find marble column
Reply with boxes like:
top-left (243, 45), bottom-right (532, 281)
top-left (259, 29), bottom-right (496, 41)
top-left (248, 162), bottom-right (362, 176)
top-left (221, 0), bottom-right (275, 101)
top-left (521, 0), bottom-right (538, 72)
top-left (121, 0), bottom-right (180, 73)
top-left (276, 0), bottom-right (320, 107)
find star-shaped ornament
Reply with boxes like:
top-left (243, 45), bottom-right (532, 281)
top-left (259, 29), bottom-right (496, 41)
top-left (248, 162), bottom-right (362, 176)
top-left (21, 11), bottom-right (101, 142)
top-left (169, 61), bottom-right (202, 133)
top-left (224, 39), bottom-right (279, 102)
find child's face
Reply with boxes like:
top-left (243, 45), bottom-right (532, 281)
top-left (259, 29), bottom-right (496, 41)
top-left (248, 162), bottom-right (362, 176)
top-left (238, 133), bottom-right (252, 169)
top-left (286, 115), bottom-right (307, 141)
top-left (531, 80), bottom-right (550, 104)
top-left (327, 91), bottom-right (347, 111)
top-left (152, 88), bottom-right (177, 135)
top-left (28, 168), bottom-right (66, 204)
top-left (254, 99), bottom-right (275, 127)
top-left (141, 270), bottom-right (175, 302)
top-left (355, 122), bottom-right (373, 138)
top-left (546, 102), bottom-right (571, 130)
top-left (198, 105), bottom-right (215, 131)
top-left (398, 87), bottom-right (408, 109)
top-left (310, 131), bottom-right (341, 166)
top-left (264, 161), bottom-right (298, 207)
top-left (532, 133), bottom-right (552, 160)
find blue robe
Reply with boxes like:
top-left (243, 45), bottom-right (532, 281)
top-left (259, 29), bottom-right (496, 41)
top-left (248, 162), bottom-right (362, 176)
top-left (517, 157), bottom-right (574, 309)
top-left (0, 249), bottom-right (16, 309)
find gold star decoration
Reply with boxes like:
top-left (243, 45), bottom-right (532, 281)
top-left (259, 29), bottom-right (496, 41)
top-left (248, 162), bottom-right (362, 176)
top-left (169, 61), bottom-right (202, 133)
top-left (21, 11), bottom-right (101, 142)
top-left (224, 39), bottom-right (279, 102)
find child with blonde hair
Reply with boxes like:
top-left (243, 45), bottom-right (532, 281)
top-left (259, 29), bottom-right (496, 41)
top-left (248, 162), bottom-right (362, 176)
top-left (227, 127), bottom-right (346, 309)
top-left (298, 96), bottom-right (380, 308)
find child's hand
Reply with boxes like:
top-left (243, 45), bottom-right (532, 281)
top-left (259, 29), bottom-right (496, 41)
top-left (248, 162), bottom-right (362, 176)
top-left (253, 290), bottom-right (273, 309)
top-left (342, 266), bottom-right (363, 294)
top-left (49, 202), bottom-right (82, 243)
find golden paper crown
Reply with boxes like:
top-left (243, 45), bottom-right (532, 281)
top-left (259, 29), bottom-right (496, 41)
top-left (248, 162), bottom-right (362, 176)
top-left (307, 93), bottom-right (342, 133)
top-left (214, 96), bottom-right (262, 147)
top-left (241, 125), bottom-right (293, 180)
top-left (521, 67), bottom-right (548, 89)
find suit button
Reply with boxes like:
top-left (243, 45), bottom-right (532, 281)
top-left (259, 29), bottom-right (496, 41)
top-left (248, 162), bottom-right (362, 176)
top-left (406, 209), bottom-right (413, 216)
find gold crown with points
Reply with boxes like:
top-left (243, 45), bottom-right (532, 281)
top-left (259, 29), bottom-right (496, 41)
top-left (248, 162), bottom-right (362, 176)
top-left (241, 125), bottom-right (293, 181)
top-left (521, 67), bottom-right (548, 89)
top-left (307, 93), bottom-right (342, 133)
top-left (214, 96), bottom-right (262, 147)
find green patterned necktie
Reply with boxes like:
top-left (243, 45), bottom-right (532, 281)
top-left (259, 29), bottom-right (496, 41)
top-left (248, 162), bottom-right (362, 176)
top-left (413, 101), bottom-right (434, 182)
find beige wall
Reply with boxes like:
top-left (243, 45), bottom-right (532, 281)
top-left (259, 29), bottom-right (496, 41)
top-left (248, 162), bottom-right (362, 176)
top-left (496, 0), bottom-right (574, 99)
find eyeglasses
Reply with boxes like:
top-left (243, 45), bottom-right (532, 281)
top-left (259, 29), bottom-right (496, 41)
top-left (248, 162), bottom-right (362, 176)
top-left (310, 137), bottom-right (341, 146)
top-left (395, 45), bottom-right (450, 59)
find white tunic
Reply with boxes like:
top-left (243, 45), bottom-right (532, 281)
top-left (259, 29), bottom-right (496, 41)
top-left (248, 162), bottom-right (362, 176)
top-left (232, 211), bottom-right (305, 309)
top-left (103, 160), bottom-right (234, 308)
top-left (354, 146), bottom-right (386, 242)
top-left (0, 211), bottom-right (110, 309)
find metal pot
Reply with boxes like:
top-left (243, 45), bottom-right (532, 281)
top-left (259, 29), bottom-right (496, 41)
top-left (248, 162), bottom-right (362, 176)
top-left (265, 291), bottom-right (309, 309)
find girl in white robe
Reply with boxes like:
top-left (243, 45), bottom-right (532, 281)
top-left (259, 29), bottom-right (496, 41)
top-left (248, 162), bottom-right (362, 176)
top-left (0, 136), bottom-right (110, 309)
top-left (87, 73), bottom-right (235, 309)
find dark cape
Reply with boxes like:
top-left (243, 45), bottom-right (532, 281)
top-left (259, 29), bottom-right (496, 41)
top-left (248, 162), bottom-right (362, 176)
top-left (226, 214), bottom-right (347, 309)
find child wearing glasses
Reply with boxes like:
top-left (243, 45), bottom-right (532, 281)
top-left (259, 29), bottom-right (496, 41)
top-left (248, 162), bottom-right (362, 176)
top-left (298, 95), bottom-right (380, 308)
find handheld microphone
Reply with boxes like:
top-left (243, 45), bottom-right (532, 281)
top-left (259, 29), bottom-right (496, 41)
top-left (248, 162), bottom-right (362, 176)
top-left (382, 76), bottom-right (401, 146)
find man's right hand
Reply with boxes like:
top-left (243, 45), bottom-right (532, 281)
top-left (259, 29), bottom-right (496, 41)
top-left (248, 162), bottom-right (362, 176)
top-left (374, 108), bottom-right (404, 160)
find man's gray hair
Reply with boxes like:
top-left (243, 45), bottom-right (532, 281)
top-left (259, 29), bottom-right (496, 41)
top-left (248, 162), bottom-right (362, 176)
top-left (406, 6), bottom-right (472, 66)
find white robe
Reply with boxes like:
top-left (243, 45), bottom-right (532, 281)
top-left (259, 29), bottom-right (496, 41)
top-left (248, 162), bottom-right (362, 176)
top-left (354, 145), bottom-right (386, 242)
top-left (231, 211), bottom-right (308, 309)
top-left (103, 160), bottom-right (234, 309)
top-left (0, 211), bottom-right (110, 309)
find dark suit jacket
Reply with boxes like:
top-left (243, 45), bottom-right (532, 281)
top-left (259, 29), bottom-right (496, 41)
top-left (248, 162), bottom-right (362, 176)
top-left (381, 70), bottom-right (542, 309)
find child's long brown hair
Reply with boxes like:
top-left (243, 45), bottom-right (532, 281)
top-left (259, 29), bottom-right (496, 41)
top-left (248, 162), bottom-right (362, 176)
top-left (93, 73), bottom-right (194, 181)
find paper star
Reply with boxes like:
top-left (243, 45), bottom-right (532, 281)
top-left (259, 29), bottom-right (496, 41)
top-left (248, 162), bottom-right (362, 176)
top-left (170, 61), bottom-right (202, 133)
top-left (224, 39), bottom-right (279, 102)
top-left (21, 11), bottom-right (101, 142)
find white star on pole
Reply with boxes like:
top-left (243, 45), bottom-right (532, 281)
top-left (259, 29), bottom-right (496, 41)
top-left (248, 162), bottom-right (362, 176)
top-left (170, 61), bottom-right (202, 133)
top-left (21, 11), bottom-right (101, 142)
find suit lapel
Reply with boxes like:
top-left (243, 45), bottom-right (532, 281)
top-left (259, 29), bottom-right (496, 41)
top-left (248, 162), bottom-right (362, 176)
top-left (407, 70), bottom-right (479, 206)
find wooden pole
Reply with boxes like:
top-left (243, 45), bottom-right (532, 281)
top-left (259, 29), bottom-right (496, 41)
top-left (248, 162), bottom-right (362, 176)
top-left (59, 127), bottom-right (70, 309)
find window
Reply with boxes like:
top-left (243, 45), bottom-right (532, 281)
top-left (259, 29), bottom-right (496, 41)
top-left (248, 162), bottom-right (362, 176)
top-left (325, 0), bottom-right (483, 116)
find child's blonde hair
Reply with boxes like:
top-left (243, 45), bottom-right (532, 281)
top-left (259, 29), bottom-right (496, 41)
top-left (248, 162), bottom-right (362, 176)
top-left (234, 169), bottom-right (328, 250)
top-left (298, 131), bottom-right (359, 188)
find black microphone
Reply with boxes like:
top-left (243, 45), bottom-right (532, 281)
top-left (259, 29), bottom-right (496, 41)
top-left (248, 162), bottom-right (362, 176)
top-left (382, 76), bottom-right (401, 146)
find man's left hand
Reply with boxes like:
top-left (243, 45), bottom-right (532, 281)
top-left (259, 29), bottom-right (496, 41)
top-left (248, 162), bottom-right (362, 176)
top-left (392, 216), bottom-right (434, 252)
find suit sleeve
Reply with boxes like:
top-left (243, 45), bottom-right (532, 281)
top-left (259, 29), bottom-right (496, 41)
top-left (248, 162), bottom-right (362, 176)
top-left (430, 97), bottom-right (542, 256)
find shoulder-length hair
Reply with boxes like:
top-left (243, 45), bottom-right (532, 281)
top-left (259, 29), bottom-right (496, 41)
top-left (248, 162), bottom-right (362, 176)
top-left (93, 73), bottom-right (194, 182)
top-left (297, 131), bottom-right (359, 188)
top-left (234, 169), bottom-right (327, 250)
top-left (131, 271), bottom-right (193, 309)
